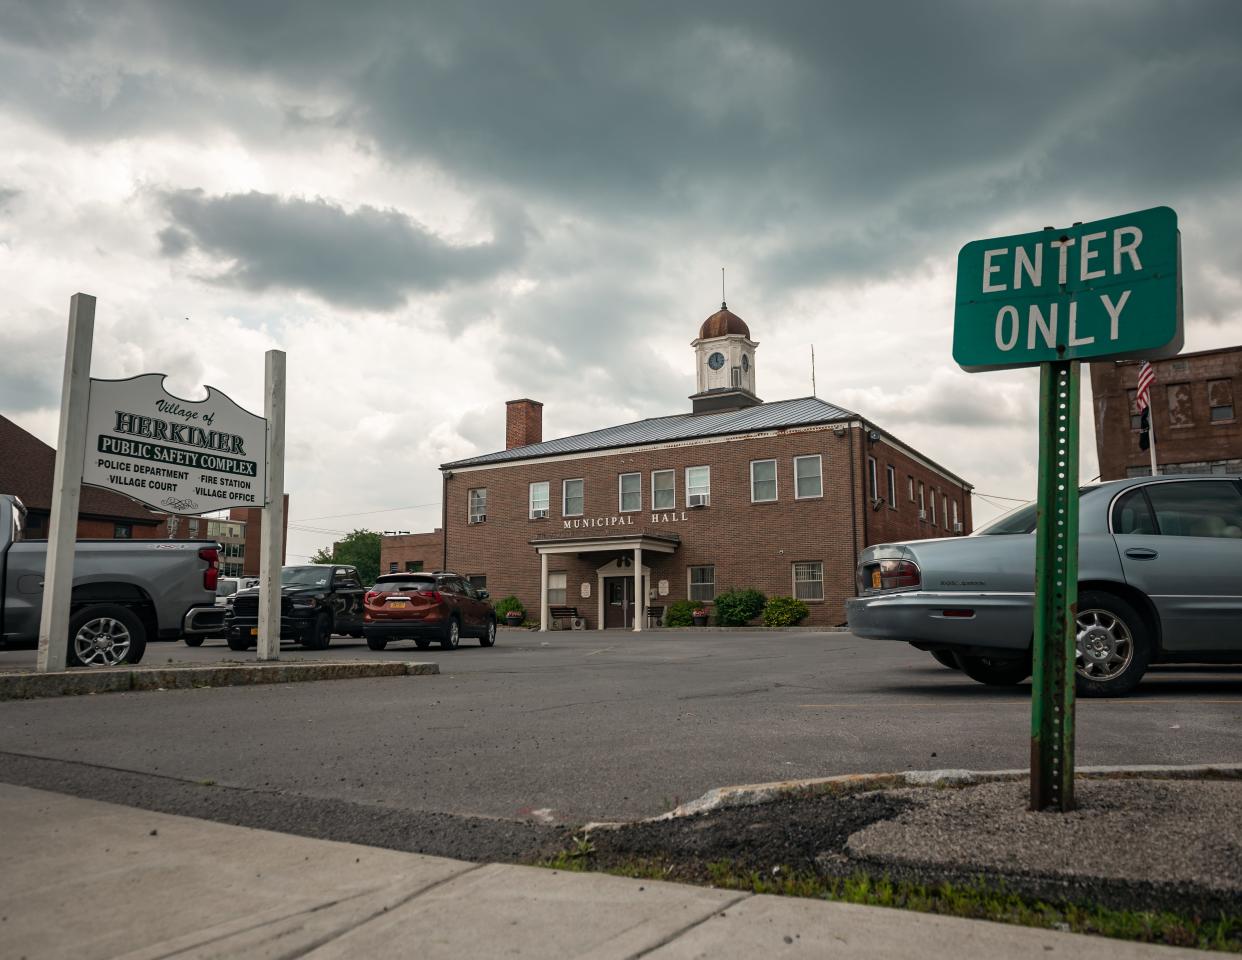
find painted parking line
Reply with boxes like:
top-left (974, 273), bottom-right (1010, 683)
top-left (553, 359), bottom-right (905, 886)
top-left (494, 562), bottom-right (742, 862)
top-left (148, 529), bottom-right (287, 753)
top-left (585, 646), bottom-right (617, 657)
top-left (799, 699), bottom-right (1242, 708)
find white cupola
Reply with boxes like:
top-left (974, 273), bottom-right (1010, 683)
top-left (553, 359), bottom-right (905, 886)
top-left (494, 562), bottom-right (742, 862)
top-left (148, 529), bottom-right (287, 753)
top-left (689, 302), bottom-right (761, 414)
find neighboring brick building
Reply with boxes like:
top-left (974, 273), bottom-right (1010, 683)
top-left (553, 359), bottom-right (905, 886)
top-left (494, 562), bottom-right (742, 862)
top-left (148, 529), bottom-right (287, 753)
top-left (0, 413), bottom-right (164, 538)
top-left (379, 529), bottom-right (445, 577)
top-left (439, 304), bottom-right (973, 630)
top-left (1091, 347), bottom-right (1241, 480)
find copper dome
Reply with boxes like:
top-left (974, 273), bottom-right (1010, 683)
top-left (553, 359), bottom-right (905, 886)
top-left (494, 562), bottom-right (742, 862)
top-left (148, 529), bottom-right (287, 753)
top-left (699, 302), bottom-right (750, 340)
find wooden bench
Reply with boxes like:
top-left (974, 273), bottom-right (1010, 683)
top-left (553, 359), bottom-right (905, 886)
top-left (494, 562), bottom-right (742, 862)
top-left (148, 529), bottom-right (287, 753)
top-left (550, 606), bottom-right (579, 629)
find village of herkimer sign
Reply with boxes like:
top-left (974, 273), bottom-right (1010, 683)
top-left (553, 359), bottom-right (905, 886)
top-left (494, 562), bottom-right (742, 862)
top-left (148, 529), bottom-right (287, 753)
top-left (82, 373), bottom-right (267, 515)
top-left (953, 206), bottom-right (1182, 372)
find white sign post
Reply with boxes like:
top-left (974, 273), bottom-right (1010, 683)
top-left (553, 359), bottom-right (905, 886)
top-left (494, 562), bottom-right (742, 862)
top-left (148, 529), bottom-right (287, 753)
top-left (37, 294), bottom-right (95, 673)
top-left (258, 350), bottom-right (286, 661)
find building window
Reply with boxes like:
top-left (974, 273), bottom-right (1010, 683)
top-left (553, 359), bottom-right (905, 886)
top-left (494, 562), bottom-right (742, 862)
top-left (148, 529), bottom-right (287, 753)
top-left (794, 455), bottom-right (822, 499)
top-left (619, 472), bottom-right (641, 512)
top-left (793, 561), bottom-right (824, 601)
top-left (114, 523), bottom-right (132, 539)
top-left (886, 466), bottom-right (897, 508)
top-left (652, 470), bottom-right (675, 510)
top-left (689, 565), bottom-right (715, 602)
top-left (1167, 382), bottom-right (1193, 426)
top-left (469, 488), bottom-right (487, 523)
top-left (1127, 389), bottom-right (1142, 430)
top-left (686, 466), bottom-right (711, 507)
top-left (468, 575), bottom-right (487, 591)
top-left (908, 476), bottom-right (915, 501)
top-left (1208, 379), bottom-right (1234, 422)
top-left (529, 481), bottom-right (550, 518)
top-left (189, 518), bottom-right (200, 537)
top-left (389, 562), bottom-right (398, 573)
top-left (563, 478), bottom-right (584, 517)
top-left (953, 499), bottom-right (960, 530)
top-left (866, 456), bottom-right (878, 502)
top-left (930, 489), bottom-right (937, 525)
top-left (918, 482), bottom-right (926, 518)
top-left (750, 459), bottom-right (777, 503)
top-left (548, 572), bottom-right (567, 605)
top-left (943, 494), bottom-right (949, 529)
top-left (166, 516), bottom-right (180, 537)
top-left (406, 561), bottom-right (423, 572)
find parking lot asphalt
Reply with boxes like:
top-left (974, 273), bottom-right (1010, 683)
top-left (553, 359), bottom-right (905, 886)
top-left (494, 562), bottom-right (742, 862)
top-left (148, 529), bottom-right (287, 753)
top-left (1, 629), bottom-right (1239, 834)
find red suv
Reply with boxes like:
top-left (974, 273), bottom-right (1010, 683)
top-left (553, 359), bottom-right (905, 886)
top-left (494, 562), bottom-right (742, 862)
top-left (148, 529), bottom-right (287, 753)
top-left (364, 572), bottom-right (496, 651)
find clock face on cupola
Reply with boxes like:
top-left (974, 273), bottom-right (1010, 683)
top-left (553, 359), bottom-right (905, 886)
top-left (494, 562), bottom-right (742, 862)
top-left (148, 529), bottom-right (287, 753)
top-left (692, 301), bottom-right (759, 401)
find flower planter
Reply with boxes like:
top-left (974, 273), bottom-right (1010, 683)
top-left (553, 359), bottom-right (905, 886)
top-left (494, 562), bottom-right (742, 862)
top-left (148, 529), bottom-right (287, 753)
top-left (692, 614), bottom-right (708, 627)
top-left (504, 612), bottom-right (524, 627)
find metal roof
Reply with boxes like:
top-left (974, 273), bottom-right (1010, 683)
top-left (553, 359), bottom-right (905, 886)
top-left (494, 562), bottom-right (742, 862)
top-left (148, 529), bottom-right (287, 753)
top-left (442, 396), bottom-right (857, 469)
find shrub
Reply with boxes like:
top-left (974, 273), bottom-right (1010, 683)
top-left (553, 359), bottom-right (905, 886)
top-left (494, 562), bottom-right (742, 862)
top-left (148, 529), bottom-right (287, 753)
top-left (763, 596), bottom-right (810, 626)
top-left (494, 595), bottom-right (525, 619)
top-left (713, 588), bottom-right (767, 626)
top-left (664, 600), bottom-right (697, 627)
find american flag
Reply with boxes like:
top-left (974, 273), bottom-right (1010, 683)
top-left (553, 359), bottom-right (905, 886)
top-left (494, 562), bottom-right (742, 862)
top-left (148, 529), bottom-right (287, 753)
top-left (1135, 361), bottom-right (1155, 411)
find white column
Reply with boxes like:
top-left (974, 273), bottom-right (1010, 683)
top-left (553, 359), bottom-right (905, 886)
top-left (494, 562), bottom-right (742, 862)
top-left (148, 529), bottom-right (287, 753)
top-left (596, 571), bottom-right (605, 630)
top-left (38, 293), bottom-right (95, 673)
top-left (632, 547), bottom-right (643, 632)
top-left (257, 349), bottom-right (286, 661)
top-left (539, 552), bottom-right (549, 632)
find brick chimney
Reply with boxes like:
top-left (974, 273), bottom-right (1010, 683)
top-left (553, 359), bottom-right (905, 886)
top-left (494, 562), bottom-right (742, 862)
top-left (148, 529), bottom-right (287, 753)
top-left (505, 399), bottom-right (543, 449)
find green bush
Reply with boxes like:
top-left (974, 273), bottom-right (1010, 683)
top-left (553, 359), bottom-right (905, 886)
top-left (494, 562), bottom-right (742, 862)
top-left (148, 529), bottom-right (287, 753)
top-left (763, 595), bottom-right (810, 626)
top-left (664, 600), bottom-right (697, 627)
top-left (714, 588), bottom-right (766, 626)
top-left (494, 595), bottom-right (525, 619)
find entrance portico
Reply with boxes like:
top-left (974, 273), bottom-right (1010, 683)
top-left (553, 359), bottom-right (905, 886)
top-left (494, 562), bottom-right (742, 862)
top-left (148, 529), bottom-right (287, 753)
top-left (530, 533), bottom-right (680, 632)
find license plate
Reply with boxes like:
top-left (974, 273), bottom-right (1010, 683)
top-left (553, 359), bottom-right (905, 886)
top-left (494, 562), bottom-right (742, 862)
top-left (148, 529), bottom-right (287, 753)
top-left (389, 601), bottom-right (408, 609)
top-left (250, 627), bottom-right (258, 636)
top-left (871, 570), bottom-right (882, 589)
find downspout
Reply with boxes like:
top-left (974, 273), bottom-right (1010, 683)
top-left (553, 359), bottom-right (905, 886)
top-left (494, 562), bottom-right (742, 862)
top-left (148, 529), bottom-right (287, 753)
top-left (858, 422), bottom-right (869, 550)
top-left (441, 470), bottom-right (449, 570)
top-left (845, 425), bottom-right (858, 593)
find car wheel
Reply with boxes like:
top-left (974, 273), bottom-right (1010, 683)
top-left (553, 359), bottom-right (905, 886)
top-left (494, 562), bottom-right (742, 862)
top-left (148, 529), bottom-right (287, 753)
top-left (66, 605), bottom-right (147, 667)
top-left (441, 618), bottom-right (460, 650)
top-left (415, 639), bottom-right (432, 650)
top-left (226, 633), bottom-right (252, 651)
top-left (1075, 591), bottom-right (1151, 698)
top-left (184, 635), bottom-right (205, 648)
top-left (303, 614), bottom-right (332, 651)
top-left (955, 653), bottom-right (1030, 686)
top-left (479, 619), bottom-right (497, 647)
top-left (930, 650), bottom-right (958, 670)
top-left (366, 635), bottom-right (388, 651)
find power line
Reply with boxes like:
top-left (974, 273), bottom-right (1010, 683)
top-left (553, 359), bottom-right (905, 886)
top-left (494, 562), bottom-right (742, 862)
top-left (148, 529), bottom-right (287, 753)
top-left (971, 491), bottom-right (1032, 503)
top-left (288, 501), bottom-right (441, 523)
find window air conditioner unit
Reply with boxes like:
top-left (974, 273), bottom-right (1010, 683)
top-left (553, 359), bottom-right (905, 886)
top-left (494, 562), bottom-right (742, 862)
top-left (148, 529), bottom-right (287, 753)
top-left (953, 522), bottom-right (964, 533)
top-left (532, 509), bottom-right (549, 519)
top-left (470, 515), bottom-right (486, 524)
top-left (571, 617), bottom-right (586, 631)
top-left (688, 495), bottom-right (709, 508)
top-left (918, 509), bottom-right (927, 521)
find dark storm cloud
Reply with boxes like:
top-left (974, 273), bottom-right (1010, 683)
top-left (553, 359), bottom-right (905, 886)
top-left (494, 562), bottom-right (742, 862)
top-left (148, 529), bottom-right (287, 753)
top-left (157, 189), bottom-right (531, 310)
top-left (0, 324), bottom-right (60, 412)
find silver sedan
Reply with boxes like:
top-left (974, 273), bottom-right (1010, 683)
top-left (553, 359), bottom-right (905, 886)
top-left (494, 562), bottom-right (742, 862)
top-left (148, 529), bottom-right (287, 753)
top-left (845, 475), bottom-right (1242, 696)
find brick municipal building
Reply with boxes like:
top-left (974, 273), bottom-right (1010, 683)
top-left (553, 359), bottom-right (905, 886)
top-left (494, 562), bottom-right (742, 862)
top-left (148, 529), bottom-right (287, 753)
top-left (389, 304), bottom-right (974, 630)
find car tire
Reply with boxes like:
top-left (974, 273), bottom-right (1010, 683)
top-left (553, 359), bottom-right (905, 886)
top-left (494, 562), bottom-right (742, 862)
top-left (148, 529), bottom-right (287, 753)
top-left (955, 653), bottom-right (1030, 686)
top-left (366, 635), bottom-right (388, 651)
top-left (1075, 590), bottom-right (1151, 698)
top-left (184, 635), bottom-right (205, 648)
top-left (303, 614), bottom-right (332, 651)
top-left (441, 618), bottom-right (460, 650)
top-left (930, 650), bottom-right (958, 670)
top-left (415, 639), bottom-right (432, 650)
top-left (226, 633), bottom-right (252, 651)
top-left (66, 605), bottom-right (147, 668)
top-left (479, 619), bottom-right (497, 647)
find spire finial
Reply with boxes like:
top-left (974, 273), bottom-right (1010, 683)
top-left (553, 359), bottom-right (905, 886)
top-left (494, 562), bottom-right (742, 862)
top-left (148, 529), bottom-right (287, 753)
top-left (721, 267), bottom-right (726, 309)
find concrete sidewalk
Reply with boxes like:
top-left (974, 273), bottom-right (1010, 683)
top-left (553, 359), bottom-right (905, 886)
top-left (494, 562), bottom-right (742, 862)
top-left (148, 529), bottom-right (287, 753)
top-left (0, 783), bottom-right (1205, 959)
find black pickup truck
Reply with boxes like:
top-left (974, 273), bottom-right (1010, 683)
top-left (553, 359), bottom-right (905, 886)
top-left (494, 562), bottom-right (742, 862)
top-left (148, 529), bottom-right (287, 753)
top-left (224, 564), bottom-right (365, 651)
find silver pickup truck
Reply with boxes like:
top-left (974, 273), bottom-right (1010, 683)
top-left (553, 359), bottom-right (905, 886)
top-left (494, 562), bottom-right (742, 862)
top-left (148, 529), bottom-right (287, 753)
top-left (1, 494), bottom-right (225, 666)
top-left (847, 475), bottom-right (1242, 697)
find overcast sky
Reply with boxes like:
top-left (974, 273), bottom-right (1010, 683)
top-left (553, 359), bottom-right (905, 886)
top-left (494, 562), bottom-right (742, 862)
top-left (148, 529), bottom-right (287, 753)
top-left (2, 0), bottom-right (1240, 560)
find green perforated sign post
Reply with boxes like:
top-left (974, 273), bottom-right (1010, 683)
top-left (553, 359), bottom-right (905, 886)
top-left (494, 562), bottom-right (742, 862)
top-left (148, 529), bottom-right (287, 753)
top-left (953, 209), bottom-right (1182, 812)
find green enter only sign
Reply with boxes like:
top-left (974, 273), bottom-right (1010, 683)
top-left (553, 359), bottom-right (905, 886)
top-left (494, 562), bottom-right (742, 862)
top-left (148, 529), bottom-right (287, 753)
top-left (953, 207), bottom-right (1182, 372)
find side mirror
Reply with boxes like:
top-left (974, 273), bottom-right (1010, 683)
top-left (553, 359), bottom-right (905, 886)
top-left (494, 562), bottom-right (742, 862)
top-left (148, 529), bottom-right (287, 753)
top-left (478, 590), bottom-right (490, 600)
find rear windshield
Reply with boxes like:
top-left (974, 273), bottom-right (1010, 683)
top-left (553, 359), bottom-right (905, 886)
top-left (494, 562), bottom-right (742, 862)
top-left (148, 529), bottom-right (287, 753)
top-left (374, 578), bottom-right (436, 594)
top-left (216, 581), bottom-right (238, 597)
top-left (974, 486), bottom-right (1099, 535)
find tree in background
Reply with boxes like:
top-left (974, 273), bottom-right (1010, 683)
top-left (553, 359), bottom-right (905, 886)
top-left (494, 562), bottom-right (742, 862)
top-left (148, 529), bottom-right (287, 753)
top-left (309, 529), bottom-right (382, 585)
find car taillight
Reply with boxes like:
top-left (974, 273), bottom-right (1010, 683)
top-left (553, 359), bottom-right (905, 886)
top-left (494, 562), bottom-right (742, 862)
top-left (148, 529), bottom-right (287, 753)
top-left (364, 590), bottom-right (380, 605)
top-left (420, 590), bottom-right (443, 603)
top-left (198, 547), bottom-right (219, 591)
top-left (878, 559), bottom-right (920, 590)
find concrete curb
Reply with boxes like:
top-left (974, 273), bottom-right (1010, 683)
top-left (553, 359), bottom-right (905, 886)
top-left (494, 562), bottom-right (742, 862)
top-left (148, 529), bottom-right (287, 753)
top-left (0, 660), bottom-right (439, 701)
top-left (583, 762), bottom-right (1242, 831)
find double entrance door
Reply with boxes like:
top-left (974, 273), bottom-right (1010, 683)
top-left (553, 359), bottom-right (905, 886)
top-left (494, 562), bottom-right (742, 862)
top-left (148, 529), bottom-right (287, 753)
top-left (603, 576), bottom-right (640, 629)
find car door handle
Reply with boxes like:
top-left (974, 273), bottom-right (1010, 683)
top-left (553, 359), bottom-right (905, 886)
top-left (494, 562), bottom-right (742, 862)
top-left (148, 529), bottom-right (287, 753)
top-left (1124, 547), bottom-right (1159, 560)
